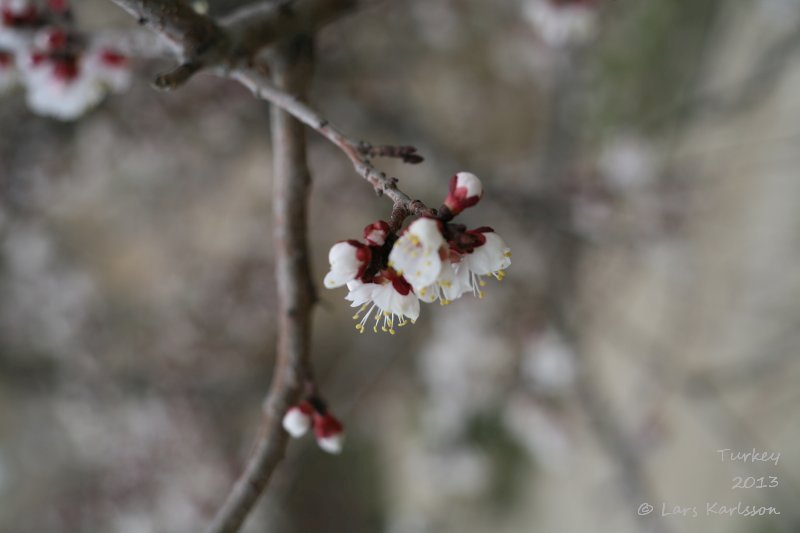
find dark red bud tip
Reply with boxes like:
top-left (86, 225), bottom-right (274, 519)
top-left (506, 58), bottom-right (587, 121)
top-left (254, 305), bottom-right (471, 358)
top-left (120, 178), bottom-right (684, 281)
top-left (46, 28), bottom-right (68, 50)
top-left (313, 412), bottom-right (344, 438)
top-left (444, 173), bottom-right (483, 216)
top-left (363, 220), bottom-right (391, 245)
top-left (52, 57), bottom-right (79, 82)
top-left (30, 51), bottom-right (45, 66)
top-left (100, 49), bottom-right (127, 67)
top-left (296, 401), bottom-right (315, 416)
top-left (2, 6), bottom-right (40, 27)
top-left (471, 226), bottom-right (495, 234)
top-left (385, 268), bottom-right (412, 295)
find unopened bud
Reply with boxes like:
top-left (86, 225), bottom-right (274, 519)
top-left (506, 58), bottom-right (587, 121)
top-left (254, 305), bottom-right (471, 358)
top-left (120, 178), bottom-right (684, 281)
top-left (282, 401), bottom-right (314, 438)
top-left (313, 412), bottom-right (345, 454)
top-left (444, 172), bottom-right (483, 215)
top-left (363, 220), bottom-right (391, 246)
top-left (324, 240), bottom-right (371, 288)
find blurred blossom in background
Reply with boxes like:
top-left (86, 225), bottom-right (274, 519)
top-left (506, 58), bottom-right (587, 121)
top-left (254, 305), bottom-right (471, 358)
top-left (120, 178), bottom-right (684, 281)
top-left (1, 0), bottom-right (800, 532)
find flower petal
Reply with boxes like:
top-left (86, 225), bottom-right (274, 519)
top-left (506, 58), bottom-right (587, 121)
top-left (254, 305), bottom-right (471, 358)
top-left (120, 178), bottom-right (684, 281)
top-left (388, 218), bottom-right (445, 291)
top-left (324, 241), bottom-right (369, 288)
top-left (465, 232), bottom-right (511, 275)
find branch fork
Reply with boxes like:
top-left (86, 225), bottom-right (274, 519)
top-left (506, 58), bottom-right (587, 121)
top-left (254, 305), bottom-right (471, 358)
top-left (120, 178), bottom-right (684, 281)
top-left (105, 2), bottom-right (437, 532)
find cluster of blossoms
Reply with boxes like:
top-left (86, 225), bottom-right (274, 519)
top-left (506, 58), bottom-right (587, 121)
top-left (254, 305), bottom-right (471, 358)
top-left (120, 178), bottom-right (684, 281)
top-left (324, 172), bottom-right (511, 334)
top-left (524, 0), bottom-right (598, 46)
top-left (282, 398), bottom-right (345, 454)
top-left (0, 0), bottom-right (131, 119)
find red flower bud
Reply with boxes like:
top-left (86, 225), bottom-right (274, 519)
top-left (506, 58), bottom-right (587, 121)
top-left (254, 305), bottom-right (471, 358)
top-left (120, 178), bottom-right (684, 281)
top-left (444, 172), bottom-right (483, 215)
top-left (313, 412), bottom-right (344, 454)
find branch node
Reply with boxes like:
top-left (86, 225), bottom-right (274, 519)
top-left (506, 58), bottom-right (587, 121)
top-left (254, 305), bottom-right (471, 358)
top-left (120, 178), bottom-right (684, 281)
top-left (152, 62), bottom-right (202, 91)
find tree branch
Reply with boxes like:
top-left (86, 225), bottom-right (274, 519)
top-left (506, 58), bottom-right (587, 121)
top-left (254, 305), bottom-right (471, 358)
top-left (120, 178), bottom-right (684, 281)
top-left (108, 0), bottom-right (357, 87)
top-left (107, 0), bottom-right (432, 227)
top-left (204, 36), bottom-right (316, 533)
top-left (221, 0), bottom-right (357, 60)
top-left (229, 67), bottom-right (435, 227)
top-left (108, 0), bottom-right (225, 56)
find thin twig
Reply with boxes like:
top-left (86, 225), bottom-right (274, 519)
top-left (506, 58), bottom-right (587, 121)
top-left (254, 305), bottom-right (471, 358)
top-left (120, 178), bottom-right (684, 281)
top-left (107, 0), bottom-right (432, 224)
top-left (205, 36), bottom-right (316, 533)
top-left (230, 67), bottom-right (436, 223)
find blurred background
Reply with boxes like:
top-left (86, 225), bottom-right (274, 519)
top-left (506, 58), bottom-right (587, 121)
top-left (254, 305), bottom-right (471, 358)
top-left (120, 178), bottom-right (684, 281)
top-left (1, 0), bottom-right (800, 532)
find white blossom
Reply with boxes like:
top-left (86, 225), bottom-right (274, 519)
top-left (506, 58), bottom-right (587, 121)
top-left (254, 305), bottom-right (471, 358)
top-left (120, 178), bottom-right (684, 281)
top-left (22, 55), bottom-right (105, 120)
top-left (453, 171), bottom-right (482, 199)
top-left (444, 171), bottom-right (484, 214)
top-left (388, 217), bottom-right (446, 292)
top-left (0, 0), bottom-right (41, 51)
top-left (417, 259), bottom-right (465, 305)
top-left (324, 240), bottom-right (370, 289)
top-left (347, 278), bottom-right (420, 334)
top-left (18, 44), bottom-right (131, 120)
top-left (87, 47), bottom-right (132, 93)
top-left (282, 403), bottom-right (313, 438)
top-left (453, 231), bottom-right (511, 299)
